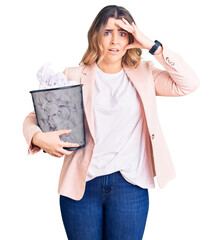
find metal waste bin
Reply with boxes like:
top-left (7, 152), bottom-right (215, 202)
top-left (30, 84), bottom-right (85, 150)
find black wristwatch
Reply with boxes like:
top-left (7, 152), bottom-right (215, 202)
top-left (149, 40), bottom-right (162, 55)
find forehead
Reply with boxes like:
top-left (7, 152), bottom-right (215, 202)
top-left (104, 18), bottom-right (122, 29)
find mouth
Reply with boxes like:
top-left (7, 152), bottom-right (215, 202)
top-left (108, 48), bottom-right (119, 53)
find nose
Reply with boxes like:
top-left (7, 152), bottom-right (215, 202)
top-left (111, 32), bottom-right (119, 45)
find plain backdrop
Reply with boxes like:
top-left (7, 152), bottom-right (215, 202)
top-left (0, 0), bottom-right (221, 239)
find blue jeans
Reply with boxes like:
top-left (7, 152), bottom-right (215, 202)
top-left (59, 171), bottom-right (149, 240)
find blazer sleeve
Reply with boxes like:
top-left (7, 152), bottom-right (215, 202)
top-left (151, 45), bottom-right (200, 96)
top-left (23, 111), bottom-right (42, 155)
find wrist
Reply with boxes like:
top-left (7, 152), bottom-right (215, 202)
top-left (145, 40), bottom-right (162, 53)
top-left (32, 131), bottom-right (43, 148)
top-left (145, 39), bottom-right (155, 50)
top-left (148, 40), bottom-right (163, 55)
top-left (154, 46), bottom-right (163, 55)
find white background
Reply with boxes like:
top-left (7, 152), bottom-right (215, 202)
top-left (0, 0), bottom-right (221, 239)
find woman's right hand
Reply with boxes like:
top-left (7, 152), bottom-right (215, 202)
top-left (32, 129), bottom-right (79, 158)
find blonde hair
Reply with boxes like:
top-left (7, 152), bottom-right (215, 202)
top-left (79, 5), bottom-right (142, 68)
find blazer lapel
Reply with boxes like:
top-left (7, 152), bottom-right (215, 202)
top-left (80, 63), bottom-right (97, 144)
top-left (123, 65), bottom-right (145, 98)
top-left (123, 63), bottom-right (155, 114)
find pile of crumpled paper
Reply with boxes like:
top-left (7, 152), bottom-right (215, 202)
top-left (37, 62), bottom-right (78, 89)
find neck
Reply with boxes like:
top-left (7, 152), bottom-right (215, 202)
top-left (97, 60), bottom-right (123, 74)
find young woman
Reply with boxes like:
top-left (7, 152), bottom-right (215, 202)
top-left (23, 5), bottom-right (200, 240)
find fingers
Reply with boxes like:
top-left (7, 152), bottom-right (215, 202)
top-left (52, 152), bottom-right (64, 158)
top-left (122, 18), bottom-right (135, 27)
top-left (55, 141), bottom-right (79, 157)
top-left (121, 17), bottom-right (129, 24)
top-left (132, 22), bottom-right (136, 29)
top-left (121, 18), bottom-right (135, 32)
top-left (124, 44), bottom-right (134, 51)
top-left (43, 148), bottom-right (64, 158)
top-left (59, 148), bottom-right (74, 156)
top-left (116, 19), bottom-right (131, 33)
top-left (56, 129), bottom-right (72, 136)
top-left (50, 147), bottom-right (74, 158)
top-left (62, 141), bottom-right (79, 148)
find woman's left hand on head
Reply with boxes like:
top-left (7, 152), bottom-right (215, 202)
top-left (116, 18), bottom-right (154, 51)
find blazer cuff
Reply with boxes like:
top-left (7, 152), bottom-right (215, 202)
top-left (23, 112), bottom-right (42, 155)
top-left (28, 134), bottom-right (42, 155)
top-left (154, 44), bottom-right (184, 72)
top-left (153, 44), bottom-right (200, 90)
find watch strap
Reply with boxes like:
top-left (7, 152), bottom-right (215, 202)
top-left (149, 40), bottom-right (162, 55)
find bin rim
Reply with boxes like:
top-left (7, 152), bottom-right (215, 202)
top-left (30, 84), bottom-right (83, 93)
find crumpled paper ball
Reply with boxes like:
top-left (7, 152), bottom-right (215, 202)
top-left (37, 62), bottom-right (78, 89)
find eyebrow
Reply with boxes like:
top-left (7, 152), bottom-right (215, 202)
top-left (104, 28), bottom-right (127, 32)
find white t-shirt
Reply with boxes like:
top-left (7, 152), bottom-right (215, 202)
top-left (86, 64), bottom-right (155, 189)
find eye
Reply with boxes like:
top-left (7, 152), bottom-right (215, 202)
top-left (120, 32), bottom-right (127, 37)
top-left (104, 31), bottom-right (111, 36)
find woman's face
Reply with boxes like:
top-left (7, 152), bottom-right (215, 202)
top-left (99, 18), bottom-right (130, 65)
